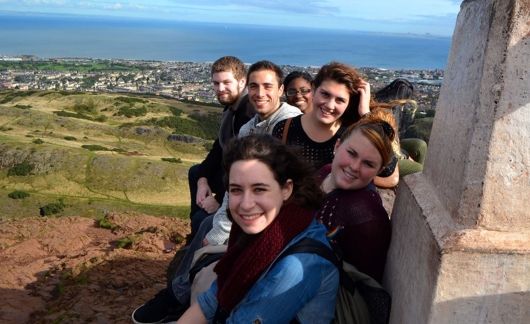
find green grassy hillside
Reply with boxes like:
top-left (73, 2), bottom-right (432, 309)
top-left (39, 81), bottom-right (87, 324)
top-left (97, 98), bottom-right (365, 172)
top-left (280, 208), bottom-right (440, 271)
top-left (0, 90), bottom-right (222, 220)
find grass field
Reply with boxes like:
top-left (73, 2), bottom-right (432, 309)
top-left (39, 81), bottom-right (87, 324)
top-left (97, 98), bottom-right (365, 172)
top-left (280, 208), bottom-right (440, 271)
top-left (0, 90), bottom-right (222, 220)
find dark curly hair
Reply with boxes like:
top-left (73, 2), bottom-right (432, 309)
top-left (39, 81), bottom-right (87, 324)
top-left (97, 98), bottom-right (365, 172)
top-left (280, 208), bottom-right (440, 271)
top-left (223, 134), bottom-right (323, 210)
top-left (374, 78), bottom-right (414, 102)
top-left (283, 71), bottom-right (313, 89)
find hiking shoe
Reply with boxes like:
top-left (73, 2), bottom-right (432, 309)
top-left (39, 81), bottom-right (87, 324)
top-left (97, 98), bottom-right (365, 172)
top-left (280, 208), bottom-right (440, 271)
top-left (131, 288), bottom-right (187, 324)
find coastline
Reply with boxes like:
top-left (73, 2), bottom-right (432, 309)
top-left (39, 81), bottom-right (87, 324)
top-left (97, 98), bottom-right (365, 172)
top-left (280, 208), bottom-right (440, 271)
top-left (0, 56), bottom-right (442, 110)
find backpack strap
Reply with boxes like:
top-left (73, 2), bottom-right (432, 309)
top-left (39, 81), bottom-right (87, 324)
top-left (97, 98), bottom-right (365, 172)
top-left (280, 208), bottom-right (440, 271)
top-left (281, 117), bottom-right (293, 144)
top-left (280, 238), bottom-right (341, 268)
top-left (280, 238), bottom-right (362, 292)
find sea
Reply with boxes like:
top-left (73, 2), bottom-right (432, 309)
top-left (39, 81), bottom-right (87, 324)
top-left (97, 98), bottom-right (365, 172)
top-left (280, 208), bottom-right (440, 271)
top-left (0, 13), bottom-right (452, 70)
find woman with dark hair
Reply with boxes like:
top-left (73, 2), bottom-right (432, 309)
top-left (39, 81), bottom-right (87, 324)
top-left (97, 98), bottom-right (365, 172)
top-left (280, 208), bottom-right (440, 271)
top-left (318, 113), bottom-right (395, 282)
top-left (176, 134), bottom-right (339, 323)
top-left (283, 71), bottom-right (314, 113)
top-left (375, 78), bottom-right (427, 177)
top-left (273, 62), bottom-right (373, 170)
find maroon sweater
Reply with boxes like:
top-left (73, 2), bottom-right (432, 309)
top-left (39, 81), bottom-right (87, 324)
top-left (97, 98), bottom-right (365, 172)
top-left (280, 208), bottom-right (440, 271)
top-left (317, 164), bottom-right (391, 283)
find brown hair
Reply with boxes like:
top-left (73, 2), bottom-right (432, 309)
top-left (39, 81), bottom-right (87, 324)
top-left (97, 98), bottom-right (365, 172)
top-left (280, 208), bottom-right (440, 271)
top-left (339, 110), bottom-right (396, 167)
top-left (223, 134), bottom-right (322, 209)
top-left (313, 62), bottom-right (364, 126)
top-left (211, 56), bottom-right (246, 81)
top-left (247, 60), bottom-right (283, 87)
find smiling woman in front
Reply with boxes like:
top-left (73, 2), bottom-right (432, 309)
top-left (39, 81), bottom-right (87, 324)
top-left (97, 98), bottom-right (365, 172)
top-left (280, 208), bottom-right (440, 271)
top-left (177, 134), bottom-right (339, 324)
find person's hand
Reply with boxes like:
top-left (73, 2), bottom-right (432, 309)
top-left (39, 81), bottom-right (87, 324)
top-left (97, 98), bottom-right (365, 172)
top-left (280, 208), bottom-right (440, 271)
top-left (199, 195), bottom-right (220, 214)
top-left (357, 79), bottom-right (371, 117)
top-left (196, 177), bottom-right (212, 206)
top-left (202, 238), bottom-right (209, 247)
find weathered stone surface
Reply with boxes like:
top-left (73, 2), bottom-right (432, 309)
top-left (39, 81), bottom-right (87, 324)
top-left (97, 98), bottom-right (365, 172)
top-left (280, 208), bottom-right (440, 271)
top-left (385, 1), bottom-right (530, 323)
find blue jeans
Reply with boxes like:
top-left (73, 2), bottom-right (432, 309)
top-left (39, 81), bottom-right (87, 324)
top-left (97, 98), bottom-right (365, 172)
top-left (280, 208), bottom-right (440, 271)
top-left (171, 214), bottom-right (214, 304)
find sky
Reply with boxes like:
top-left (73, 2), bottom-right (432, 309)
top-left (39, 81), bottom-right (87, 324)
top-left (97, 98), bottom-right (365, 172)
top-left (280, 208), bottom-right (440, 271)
top-left (0, 0), bottom-right (462, 36)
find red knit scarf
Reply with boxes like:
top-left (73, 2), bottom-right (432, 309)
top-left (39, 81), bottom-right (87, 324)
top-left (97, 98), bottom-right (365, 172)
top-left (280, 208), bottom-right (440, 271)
top-left (214, 203), bottom-right (315, 313)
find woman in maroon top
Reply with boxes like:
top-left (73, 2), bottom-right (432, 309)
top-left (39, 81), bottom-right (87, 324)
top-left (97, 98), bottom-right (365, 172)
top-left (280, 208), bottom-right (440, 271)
top-left (317, 113), bottom-right (395, 283)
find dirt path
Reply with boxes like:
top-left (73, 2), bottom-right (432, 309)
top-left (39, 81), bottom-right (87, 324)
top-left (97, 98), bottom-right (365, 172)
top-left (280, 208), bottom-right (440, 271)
top-left (0, 213), bottom-right (189, 323)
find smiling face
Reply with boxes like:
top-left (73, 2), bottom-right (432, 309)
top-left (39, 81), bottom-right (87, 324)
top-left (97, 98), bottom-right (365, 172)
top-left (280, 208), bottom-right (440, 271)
top-left (330, 130), bottom-right (383, 190)
top-left (248, 69), bottom-right (284, 119)
top-left (311, 79), bottom-right (350, 127)
top-left (285, 77), bottom-right (313, 113)
top-left (212, 71), bottom-right (245, 106)
top-left (228, 159), bottom-right (293, 235)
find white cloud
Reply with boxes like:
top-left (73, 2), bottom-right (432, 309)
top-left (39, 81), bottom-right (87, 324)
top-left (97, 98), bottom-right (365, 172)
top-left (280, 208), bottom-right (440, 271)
top-left (104, 2), bottom-right (123, 10)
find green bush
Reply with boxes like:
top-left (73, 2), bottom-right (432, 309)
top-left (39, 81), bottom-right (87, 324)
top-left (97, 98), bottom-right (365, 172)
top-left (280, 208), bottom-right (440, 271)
top-left (116, 235), bottom-right (135, 249)
top-left (112, 147), bottom-right (126, 153)
top-left (97, 217), bottom-right (119, 231)
top-left (81, 144), bottom-right (110, 151)
top-left (8, 190), bottom-right (30, 199)
top-left (39, 201), bottom-right (64, 216)
top-left (72, 98), bottom-right (97, 114)
top-left (115, 96), bottom-right (148, 104)
top-left (64, 136), bottom-right (77, 141)
top-left (8, 161), bottom-right (34, 176)
top-left (115, 106), bottom-right (147, 118)
top-left (168, 106), bottom-right (183, 116)
top-left (94, 115), bottom-right (108, 122)
top-left (161, 157), bottom-right (182, 163)
top-left (54, 110), bottom-right (93, 121)
top-left (150, 115), bottom-right (218, 140)
top-left (14, 104), bottom-right (32, 109)
top-left (33, 138), bottom-right (44, 144)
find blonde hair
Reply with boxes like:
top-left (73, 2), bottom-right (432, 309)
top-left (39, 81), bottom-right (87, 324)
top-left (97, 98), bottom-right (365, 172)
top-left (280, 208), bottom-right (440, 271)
top-left (339, 110), bottom-right (396, 167)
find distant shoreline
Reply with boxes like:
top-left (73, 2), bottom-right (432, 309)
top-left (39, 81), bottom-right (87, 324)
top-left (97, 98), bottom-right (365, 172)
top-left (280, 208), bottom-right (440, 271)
top-left (0, 55), bottom-right (445, 74)
top-left (0, 57), bottom-right (442, 110)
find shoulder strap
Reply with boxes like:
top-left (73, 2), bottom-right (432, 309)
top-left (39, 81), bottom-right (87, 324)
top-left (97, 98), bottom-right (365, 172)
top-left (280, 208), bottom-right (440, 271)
top-left (280, 238), bottom-right (363, 290)
top-left (280, 238), bottom-right (341, 269)
top-left (281, 117), bottom-right (293, 144)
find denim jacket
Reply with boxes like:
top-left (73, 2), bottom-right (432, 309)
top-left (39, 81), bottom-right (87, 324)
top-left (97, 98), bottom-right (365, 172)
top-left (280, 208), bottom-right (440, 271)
top-left (197, 219), bottom-right (339, 323)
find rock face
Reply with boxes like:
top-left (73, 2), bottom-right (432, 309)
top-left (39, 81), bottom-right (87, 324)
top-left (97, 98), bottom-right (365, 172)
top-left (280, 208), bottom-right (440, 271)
top-left (384, 1), bottom-right (530, 323)
top-left (167, 134), bottom-right (202, 143)
top-left (0, 213), bottom-right (189, 323)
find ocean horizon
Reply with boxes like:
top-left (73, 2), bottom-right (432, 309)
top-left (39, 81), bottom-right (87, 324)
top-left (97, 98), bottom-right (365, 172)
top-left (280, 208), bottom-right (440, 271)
top-left (0, 12), bottom-right (452, 70)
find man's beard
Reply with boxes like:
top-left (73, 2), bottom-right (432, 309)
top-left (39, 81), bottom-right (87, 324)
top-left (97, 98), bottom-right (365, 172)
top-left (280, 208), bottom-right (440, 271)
top-left (217, 91), bottom-right (239, 106)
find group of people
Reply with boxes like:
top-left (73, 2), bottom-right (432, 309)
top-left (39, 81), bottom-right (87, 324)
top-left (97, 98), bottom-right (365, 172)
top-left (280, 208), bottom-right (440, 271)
top-left (131, 56), bottom-right (427, 323)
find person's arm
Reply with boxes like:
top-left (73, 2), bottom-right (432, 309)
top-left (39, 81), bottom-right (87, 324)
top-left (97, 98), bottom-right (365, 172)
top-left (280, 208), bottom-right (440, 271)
top-left (197, 138), bottom-right (222, 180)
top-left (196, 138), bottom-right (223, 205)
top-left (374, 163), bottom-right (399, 188)
top-left (357, 79), bottom-right (371, 117)
top-left (187, 280), bottom-right (219, 323)
top-left (226, 254), bottom-right (338, 323)
top-left (204, 194), bottom-right (231, 246)
top-left (196, 177), bottom-right (212, 206)
top-left (176, 302), bottom-right (207, 324)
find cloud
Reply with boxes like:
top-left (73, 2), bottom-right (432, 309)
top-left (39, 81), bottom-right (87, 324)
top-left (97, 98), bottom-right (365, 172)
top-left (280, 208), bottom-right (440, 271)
top-left (104, 2), bottom-right (123, 10)
top-left (21, 0), bottom-right (66, 4)
top-left (167, 0), bottom-right (337, 15)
